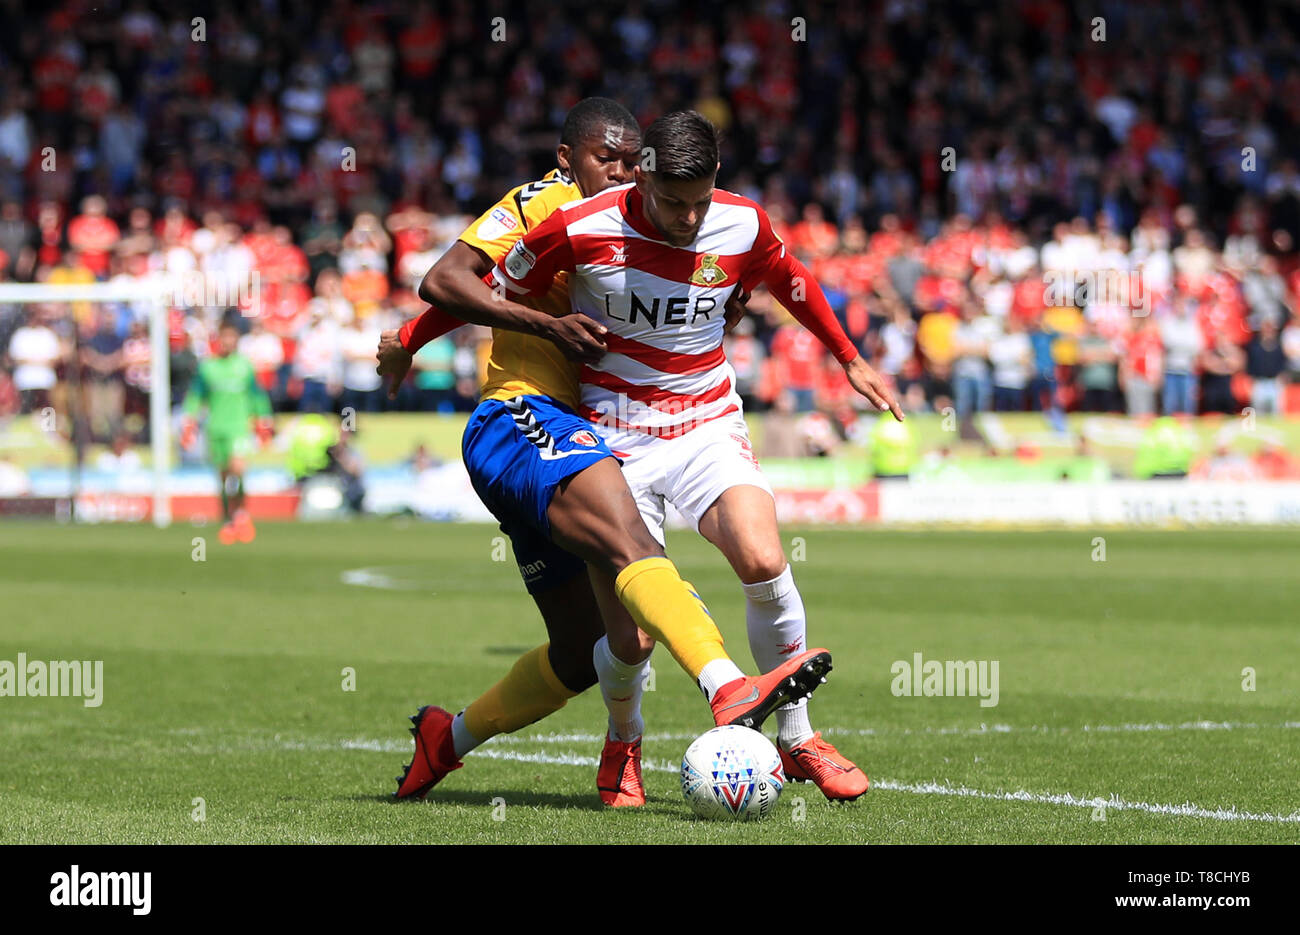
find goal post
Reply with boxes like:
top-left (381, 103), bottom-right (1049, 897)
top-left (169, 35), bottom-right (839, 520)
top-left (0, 281), bottom-right (172, 527)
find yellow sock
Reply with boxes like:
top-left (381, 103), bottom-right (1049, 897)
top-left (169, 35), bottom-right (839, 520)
top-left (463, 644), bottom-right (575, 741)
top-left (614, 557), bottom-right (729, 679)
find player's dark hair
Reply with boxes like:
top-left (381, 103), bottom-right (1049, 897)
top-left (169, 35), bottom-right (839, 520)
top-left (560, 97), bottom-right (640, 149)
top-left (642, 111), bottom-right (719, 182)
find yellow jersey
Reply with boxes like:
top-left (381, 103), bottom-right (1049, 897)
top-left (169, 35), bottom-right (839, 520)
top-left (458, 169), bottom-right (584, 410)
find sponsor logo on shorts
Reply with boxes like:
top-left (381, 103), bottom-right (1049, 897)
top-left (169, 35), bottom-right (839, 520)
top-left (731, 433), bottom-right (760, 467)
top-left (518, 559), bottom-right (547, 578)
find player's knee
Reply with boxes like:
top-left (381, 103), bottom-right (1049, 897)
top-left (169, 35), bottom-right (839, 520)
top-left (739, 547), bottom-right (788, 585)
top-left (601, 534), bottom-right (664, 578)
top-left (548, 643), bottom-right (597, 694)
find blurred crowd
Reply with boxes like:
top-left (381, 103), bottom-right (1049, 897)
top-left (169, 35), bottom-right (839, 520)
top-left (1, 0), bottom-right (1299, 443)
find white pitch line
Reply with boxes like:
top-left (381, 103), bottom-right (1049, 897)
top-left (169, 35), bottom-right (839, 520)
top-left (868, 780), bottom-right (1300, 825)
top-left (181, 718), bottom-right (1300, 752)
top-left (469, 746), bottom-right (679, 774)
top-left (464, 747), bottom-right (1300, 825)
top-left (207, 733), bottom-right (1300, 825)
top-left (479, 719), bottom-right (1300, 745)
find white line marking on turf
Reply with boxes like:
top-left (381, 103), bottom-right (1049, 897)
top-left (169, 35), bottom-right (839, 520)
top-left (464, 748), bottom-right (1300, 825)
top-left (197, 728), bottom-right (1300, 824)
top-left (480, 720), bottom-right (1300, 745)
top-left (339, 566), bottom-right (432, 591)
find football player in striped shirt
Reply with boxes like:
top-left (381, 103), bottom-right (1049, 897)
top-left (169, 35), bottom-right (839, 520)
top-left (384, 99), bottom-right (833, 804)
top-left (467, 111), bottom-right (903, 802)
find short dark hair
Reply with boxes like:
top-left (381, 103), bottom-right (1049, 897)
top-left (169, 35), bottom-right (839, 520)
top-left (560, 97), bottom-right (640, 149)
top-left (642, 111), bottom-right (719, 182)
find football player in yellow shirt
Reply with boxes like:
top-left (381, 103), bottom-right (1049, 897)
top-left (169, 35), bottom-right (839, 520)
top-left (378, 98), bottom-right (833, 805)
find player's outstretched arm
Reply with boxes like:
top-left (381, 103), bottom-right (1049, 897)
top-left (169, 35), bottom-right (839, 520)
top-left (763, 261), bottom-right (903, 420)
top-left (376, 243), bottom-right (493, 398)
top-left (422, 219), bottom-right (608, 364)
top-left (180, 368), bottom-right (208, 449)
top-left (249, 364), bottom-right (274, 443)
top-left (749, 209), bottom-right (904, 421)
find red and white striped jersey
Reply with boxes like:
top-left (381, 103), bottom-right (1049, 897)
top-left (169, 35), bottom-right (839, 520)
top-left (491, 183), bottom-right (857, 451)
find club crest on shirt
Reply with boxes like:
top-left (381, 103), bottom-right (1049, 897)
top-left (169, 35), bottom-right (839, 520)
top-left (569, 429), bottom-right (599, 447)
top-left (689, 253), bottom-right (729, 287)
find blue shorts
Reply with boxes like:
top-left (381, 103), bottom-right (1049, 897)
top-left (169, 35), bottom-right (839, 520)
top-left (463, 395), bottom-right (615, 593)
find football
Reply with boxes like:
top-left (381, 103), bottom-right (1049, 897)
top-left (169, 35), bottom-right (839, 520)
top-left (680, 725), bottom-right (784, 821)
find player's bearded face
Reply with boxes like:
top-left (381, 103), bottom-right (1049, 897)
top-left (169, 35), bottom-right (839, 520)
top-left (636, 170), bottom-right (716, 247)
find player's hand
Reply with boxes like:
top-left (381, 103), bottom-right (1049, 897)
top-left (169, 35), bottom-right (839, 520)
top-left (844, 355), bottom-right (905, 422)
top-left (180, 418), bottom-right (198, 451)
top-left (544, 314), bottom-right (608, 365)
top-left (723, 287), bottom-right (751, 334)
top-left (254, 418), bottom-right (274, 445)
top-left (376, 329), bottom-right (413, 400)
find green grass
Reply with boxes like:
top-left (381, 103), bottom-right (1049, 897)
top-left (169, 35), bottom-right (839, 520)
top-left (0, 521), bottom-right (1296, 843)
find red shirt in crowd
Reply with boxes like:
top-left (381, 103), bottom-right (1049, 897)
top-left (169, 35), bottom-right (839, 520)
top-left (1126, 326), bottom-right (1163, 380)
top-left (1010, 277), bottom-right (1045, 325)
top-left (399, 14), bottom-right (444, 79)
top-left (771, 325), bottom-right (825, 390)
top-left (67, 213), bottom-right (121, 277)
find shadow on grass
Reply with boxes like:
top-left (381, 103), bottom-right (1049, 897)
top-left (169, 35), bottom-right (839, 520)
top-left (343, 789), bottom-right (620, 812)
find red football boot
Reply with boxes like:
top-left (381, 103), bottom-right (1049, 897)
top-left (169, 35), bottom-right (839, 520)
top-left (781, 732), bottom-right (869, 801)
top-left (710, 649), bottom-right (833, 730)
top-left (597, 736), bottom-right (645, 807)
top-left (233, 509), bottom-right (256, 543)
top-left (394, 705), bottom-right (463, 800)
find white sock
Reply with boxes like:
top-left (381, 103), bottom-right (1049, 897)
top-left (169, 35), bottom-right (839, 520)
top-left (698, 658), bottom-right (746, 701)
top-left (451, 710), bottom-right (480, 758)
top-left (593, 635), bottom-right (649, 742)
top-left (744, 565), bottom-right (815, 748)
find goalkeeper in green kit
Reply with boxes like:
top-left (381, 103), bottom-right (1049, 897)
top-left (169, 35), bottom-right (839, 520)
top-left (181, 318), bottom-right (275, 544)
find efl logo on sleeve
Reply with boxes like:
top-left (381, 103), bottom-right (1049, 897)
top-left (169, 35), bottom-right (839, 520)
top-left (476, 206), bottom-right (519, 241)
top-left (504, 241), bottom-right (537, 280)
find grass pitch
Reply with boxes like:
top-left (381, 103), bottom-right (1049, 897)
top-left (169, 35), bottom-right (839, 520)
top-left (0, 520), bottom-right (1296, 844)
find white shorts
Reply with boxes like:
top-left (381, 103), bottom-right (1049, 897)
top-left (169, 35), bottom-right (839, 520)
top-left (612, 415), bottom-right (774, 546)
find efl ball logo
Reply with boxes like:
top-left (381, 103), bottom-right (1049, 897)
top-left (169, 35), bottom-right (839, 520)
top-left (681, 725), bottom-right (783, 821)
top-left (569, 430), bottom-right (598, 447)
